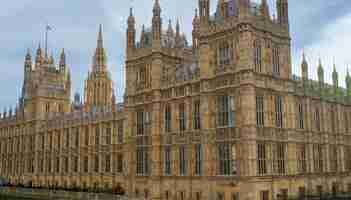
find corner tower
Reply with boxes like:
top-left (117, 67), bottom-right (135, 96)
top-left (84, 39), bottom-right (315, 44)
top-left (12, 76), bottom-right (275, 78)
top-left (20, 46), bottom-right (71, 119)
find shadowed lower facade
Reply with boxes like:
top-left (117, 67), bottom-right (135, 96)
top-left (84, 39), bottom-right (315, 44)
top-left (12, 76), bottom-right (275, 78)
top-left (1, 0), bottom-right (351, 199)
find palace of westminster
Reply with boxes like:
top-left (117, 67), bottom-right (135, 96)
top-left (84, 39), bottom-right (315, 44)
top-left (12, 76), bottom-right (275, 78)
top-left (1, 0), bottom-right (351, 199)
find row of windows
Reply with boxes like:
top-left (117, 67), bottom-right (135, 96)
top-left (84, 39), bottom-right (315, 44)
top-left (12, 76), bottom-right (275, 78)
top-left (0, 154), bottom-right (124, 175)
top-left (0, 123), bottom-right (124, 154)
top-left (163, 100), bottom-right (201, 133)
top-left (254, 40), bottom-right (280, 76)
top-left (256, 96), bottom-right (351, 132)
top-left (257, 143), bottom-right (351, 175)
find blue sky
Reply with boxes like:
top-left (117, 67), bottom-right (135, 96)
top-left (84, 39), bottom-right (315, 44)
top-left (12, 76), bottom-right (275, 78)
top-left (1, 0), bottom-right (351, 109)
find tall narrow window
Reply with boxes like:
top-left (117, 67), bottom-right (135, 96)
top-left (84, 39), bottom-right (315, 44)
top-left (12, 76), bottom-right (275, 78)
top-left (195, 144), bottom-right (203, 175)
top-left (330, 145), bottom-right (338, 172)
top-left (73, 156), bottom-right (78, 173)
top-left (272, 46), bottom-right (280, 76)
top-left (260, 191), bottom-right (269, 200)
top-left (136, 147), bottom-right (149, 175)
top-left (65, 129), bottom-right (69, 147)
top-left (254, 40), bottom-right (262, 72)
top-left (83, 156), bottom-right (88, 173)
top-left (331, 108), bottom-right (336, 133)
top-left (165, 105), bottom-right (172, 132)
top-left (75, 128), bottom-right (79, 147)
top-left (117, 121), bottom-right (123, 143)
top-left (94, 155), bottom-right (99, 173)
top-left (344, 111), bottom-right (349, 133)
top-left (117, 154), bottom-right (123, 173)
top-left (85, 127), bottom-right (89, 146)
top-left (257, 143), bottom-right (267, 175)
top-left (218, 143), bottom-right (237, 175)
top-left (217, 95), bottom-right (235, 127)
top-left (297, 144), bottom-right (307, 173)
top-left (193, 100), bottom-right (201, 130)
top-left (64, 157), bottom-right (69, 173)
top-left (179, 145), bottom-right (187, 175)
top-left (137, 111), bottom-right (144, 135)
top-left (179, 103), bottom-right (186, 132)
top-left (55, 157), bottom-right (60, 173)
top-left (105, 154), bottom-right (111, 173)
top-left (164, 146), bottom-right (172, 175)
top-left (256, 95), bottom-right (264, 127)
top-left (275, 96), bottom-right (283, 128)
top-left (313, 144), bottom-right (323, 173)
top-left (345, 147), bottom-right (351, 172)
top-left (218, 42), bottom-right (230, 65)
top-left (315, 108), bottom-right (321, 131)
top-left (95, 126), bottom-right (100, 145)
top-left (274, 142), bottom-right (286, 174)
top-left (105, 125), bottom-right (111, 145)
top-left (297, 103), bottom-right (304, 129)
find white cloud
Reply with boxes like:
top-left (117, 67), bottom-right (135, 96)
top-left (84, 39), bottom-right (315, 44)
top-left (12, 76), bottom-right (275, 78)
top-left (292, 13), bottom-right (351, 87)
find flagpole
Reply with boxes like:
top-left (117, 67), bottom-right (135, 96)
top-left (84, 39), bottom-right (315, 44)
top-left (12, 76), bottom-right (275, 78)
top-left (45, 25), bottom-right (48, 58)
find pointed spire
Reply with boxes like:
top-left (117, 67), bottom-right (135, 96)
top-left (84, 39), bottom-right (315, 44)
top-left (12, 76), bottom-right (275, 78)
top-left (152, 0), bottom-right (162, 44)
top-left (140, 24), bottom-right (146, 47)
top-left (301, 51), bottom-right (308, 80)
top-left (175, 19), bottom-right (182, 48)
top-left (98, 24), bottom-right (104, 49)
top-left (128, 7), bottom-right (135, 27)
top-left (332, 62), bottom-right (338, 88)
top-left (93, 25), bottom-right (107, 72)
top-left (317, 58), bottom-right (324, 84)
top-left (167, 19), bottom-right (174, 37)
top-left (153, 0), bottom-right (161, 17)
top-left (25, 48), bottom-right (32, 70)
top-left (193, 8), bottom-right (200, 26)
top-left (59, 48), bottom-right (66, 72)
top-left (35, 43), bottom-right (43, 66)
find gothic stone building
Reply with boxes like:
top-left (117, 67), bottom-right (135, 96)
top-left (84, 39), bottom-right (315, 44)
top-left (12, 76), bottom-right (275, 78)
top-left (1, 0), bottom-right (351, 199)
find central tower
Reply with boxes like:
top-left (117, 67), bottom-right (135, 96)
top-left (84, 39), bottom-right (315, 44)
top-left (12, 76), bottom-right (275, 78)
top-left (84, 25), bottom-right (114, 112)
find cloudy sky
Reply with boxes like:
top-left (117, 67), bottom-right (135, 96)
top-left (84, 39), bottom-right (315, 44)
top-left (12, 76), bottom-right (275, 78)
top-left (0, 0), bottom-right (351, 109)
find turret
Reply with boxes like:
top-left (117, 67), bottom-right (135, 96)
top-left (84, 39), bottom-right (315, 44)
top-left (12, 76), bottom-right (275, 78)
top-left (317, 58), bottom-right (324, 87)
top-left (332, 63), bottom-right (339, 94)
top-left (3, 108), bottom-right (7, 119)
top-left (260, 0), bottom-right (270, 20)
top-left (59, 48), bottom-right (66, 72)
top-left (192, 8), bottom-right (200, 50)
top-left (127, 7), bottom-right (136, 55)
top-left (175, 19), bottom-right (182, 48)
top-left (112, 92), bottom-right (116, 112)
top-left (277, 0), bottom-right (289, 27)
top-left (48, 53), bottom-right (54, 65)
top-left (35, 43), bottom-right (44, 67)
top-left (346, 68), bottom-right (351, 96)
top-left (152, 0), bottom-right (162, 48)
top-left (24, 49), bottom-right (32, 72)
top-left (199, 0), bottom-right (210, 25)
top-left (167, 20), bottom-right (174, 38)
top-left (140, 25), bottom-right (146, 48)
top-left (301, 52), bottom-right (308, 81)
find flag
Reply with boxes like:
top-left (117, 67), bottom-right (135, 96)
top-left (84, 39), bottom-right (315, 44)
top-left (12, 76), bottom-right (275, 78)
top-left (46, 25), bottom-right (52, 31)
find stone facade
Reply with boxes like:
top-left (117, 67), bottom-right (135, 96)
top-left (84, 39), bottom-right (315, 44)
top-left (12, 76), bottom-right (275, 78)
top-left (1, 0), bottom-right (351, 200)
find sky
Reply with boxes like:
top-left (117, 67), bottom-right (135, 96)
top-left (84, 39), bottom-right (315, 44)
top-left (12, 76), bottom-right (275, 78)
top-left (1, 0), bottom-right (351, 109)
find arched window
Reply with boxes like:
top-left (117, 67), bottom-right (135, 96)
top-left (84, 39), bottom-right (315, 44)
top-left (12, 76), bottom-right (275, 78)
top-left (272, 46), bottom-right (280, 76)
top-left (254, 40), bottom-right (262, 72)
